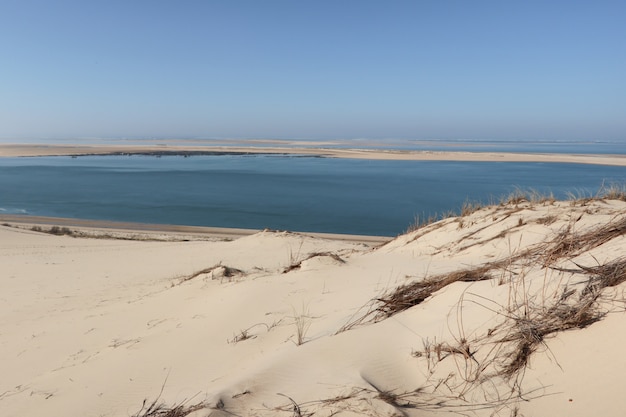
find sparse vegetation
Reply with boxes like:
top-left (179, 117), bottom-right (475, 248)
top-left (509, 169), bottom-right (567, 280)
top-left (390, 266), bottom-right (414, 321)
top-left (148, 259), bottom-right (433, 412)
top-left (50, 226), bottom-right (73, 235)
top-left (0, 222), bottom-right (222, 241)
top-left (132, 378), bottom-right (207, 417)
top-left (496, 284), bottom-right (605, 379)
top-left (283, 251), bottom-right (345, 273)
top-left (330, 191), bottom-right (626, 413)
top-left (535, 214), bottom-right (558, 225)
top-left (175, 263), bottom-right (244, 285)
top-left (228, 320), bottom-right (283, 344)
top-left (292, 304), bottom-right (312, 346)
top-left (405, 213), bottom-right (441, 233)
top-left (339, 265), bottom-right (497, 332)
top-left (541, 216), bottom-right (626, 265)
top-left (599, 182), bottom-right (626, 201)
top-left (132, 401), bottom-right (206, 417)
top-left (579, 256), bottom-right (626, 295)
top-left (499, 188), bottom-right (557, 206)
top-left (567, 182), bottom-right (626, 204)
top-left (460, 199), bottom-right (484, 216)
top-left (28, 225), bottom-right (75, 236)
top-left (412, 183), bottom-right (625, 243)
top-left (405, 187), bottom-right (564, 235)
top-left (229, 328), bottom-right (255, 344)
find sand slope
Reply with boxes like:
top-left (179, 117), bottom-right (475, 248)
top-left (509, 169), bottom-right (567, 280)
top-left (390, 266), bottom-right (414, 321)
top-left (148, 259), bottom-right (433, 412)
top-left (2, 198), bottom-right (626, 416)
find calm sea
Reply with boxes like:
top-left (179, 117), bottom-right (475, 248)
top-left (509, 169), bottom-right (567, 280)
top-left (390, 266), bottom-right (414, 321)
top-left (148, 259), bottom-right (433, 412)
top-left (1, 154), bottom-right (625, 236)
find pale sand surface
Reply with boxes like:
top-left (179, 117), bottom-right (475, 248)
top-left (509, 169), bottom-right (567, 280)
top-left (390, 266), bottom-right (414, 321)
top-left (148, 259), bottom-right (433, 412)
top-left (2, 199), bottom-right (626, 416)
top-left (1, 143), bottom-right (626, 165)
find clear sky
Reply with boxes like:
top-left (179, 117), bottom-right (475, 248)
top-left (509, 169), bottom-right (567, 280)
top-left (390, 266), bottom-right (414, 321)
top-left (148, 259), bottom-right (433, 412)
top-left (1, 0), bottom-right (625, 142)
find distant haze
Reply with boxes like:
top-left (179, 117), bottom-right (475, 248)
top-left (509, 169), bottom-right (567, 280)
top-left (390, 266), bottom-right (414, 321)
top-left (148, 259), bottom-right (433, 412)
top-left (1, 1), bottom-right (625, 142)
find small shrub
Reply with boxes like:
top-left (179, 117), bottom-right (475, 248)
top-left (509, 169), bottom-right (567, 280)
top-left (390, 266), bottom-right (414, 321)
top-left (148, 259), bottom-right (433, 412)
top-left (48, 226), bottom-right (73, 236)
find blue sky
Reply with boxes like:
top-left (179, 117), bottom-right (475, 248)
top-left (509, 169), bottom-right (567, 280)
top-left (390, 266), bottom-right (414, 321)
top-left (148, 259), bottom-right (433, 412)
top-left (1, 1), bottom-right (625, 141)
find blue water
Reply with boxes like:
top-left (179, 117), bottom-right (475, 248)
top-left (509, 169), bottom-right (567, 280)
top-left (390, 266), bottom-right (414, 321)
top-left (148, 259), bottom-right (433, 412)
top-left (1, 155), bottom-right (625, 236)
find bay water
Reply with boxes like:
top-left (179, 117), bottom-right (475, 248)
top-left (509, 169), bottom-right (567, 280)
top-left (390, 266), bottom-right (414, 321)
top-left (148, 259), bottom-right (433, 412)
top-left (1, 154), bottom-right (625, 236)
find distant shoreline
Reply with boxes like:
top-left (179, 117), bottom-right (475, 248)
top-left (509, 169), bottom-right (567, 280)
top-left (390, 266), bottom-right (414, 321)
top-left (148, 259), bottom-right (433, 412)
top-left (1, 143), bottom-right (626, 166)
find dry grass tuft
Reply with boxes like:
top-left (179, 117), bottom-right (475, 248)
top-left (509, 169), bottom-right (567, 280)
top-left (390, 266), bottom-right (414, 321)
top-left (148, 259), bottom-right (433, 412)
top-left (283, 251), bottom-right (345, 273)
top-left (542, 217), bottom-right (626, 265)
top-left (270, 389), bottom-right (372, 416)
top-left (176, 263), bottom-right (243, 285)
top-left (373, 266), bottom-right (495, 321)
top-left (460, 200), bottom-right (485, 217)
top-left (495, 258), bottom-right (626, 379)
top-left (528, 189), bottom-right (556, 205)
top-left (499, 292), bottom-right (603, 378)
top-left (292, 304), bottom-right (313, 346)
top-left (405, 213), bottom-right (441, 234)
top-left (535, 214), bottom-right (558, 225)
top-left (132, 401), bottom-right (206, 417)
top-left (339, 266), bottom-right (497, 333)
top-left (405, 200), bottom-right (488, 235)
top-left (228, 328), bottom-right (256, 344)
top-left (132, 374), bottom-right (208, 417)
top-left (405, 204), bottom-right (482, 235)
top-left (499, 188), bottom-right (556, 207)
top-left (567, 182), bottom-right (626, 204)
top-left (228, 320), bottom-right (282, 344)
top-left (599, 183), bottom-right (626, 201)
top-left (374, 389), bottom-right (419, 410)
top-left (275, 393), bottom-right (309, 417)
top-left (578, 257), bottom-right (626, 295)
top-left (501, 189), bottom-right (528, 206)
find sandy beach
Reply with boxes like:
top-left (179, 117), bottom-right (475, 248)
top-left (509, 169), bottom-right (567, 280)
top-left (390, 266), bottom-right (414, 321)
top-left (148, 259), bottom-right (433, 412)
top-left (0, 215), bottom-right (389, 245)
top-left (1, 142), bottom-right (626, 166)
top-left (2, 194), bottom-right (626, 416)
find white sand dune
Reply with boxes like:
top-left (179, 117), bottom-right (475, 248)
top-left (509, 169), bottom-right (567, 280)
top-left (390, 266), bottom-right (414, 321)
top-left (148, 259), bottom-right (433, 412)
top-left (2, 197), bottom-right (626, 416)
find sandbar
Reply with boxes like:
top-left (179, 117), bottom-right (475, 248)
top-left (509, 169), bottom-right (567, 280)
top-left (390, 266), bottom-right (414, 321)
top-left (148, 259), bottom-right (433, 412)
top-left (1, 142), bottom-right (626, 166)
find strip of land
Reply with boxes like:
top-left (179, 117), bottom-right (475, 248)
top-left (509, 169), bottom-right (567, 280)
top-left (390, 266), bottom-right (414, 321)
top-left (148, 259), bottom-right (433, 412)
top-left (1, 143), bottom-right (626, 166)
top-left (0, 214), bottom-right (391, 244)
